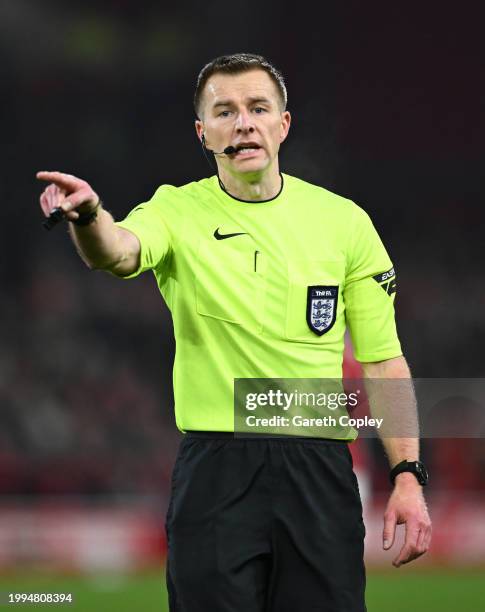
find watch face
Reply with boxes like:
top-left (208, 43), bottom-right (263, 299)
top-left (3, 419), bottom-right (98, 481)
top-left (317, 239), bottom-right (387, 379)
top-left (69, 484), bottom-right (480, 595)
top-left (415, 462), bottom-right (429, 484)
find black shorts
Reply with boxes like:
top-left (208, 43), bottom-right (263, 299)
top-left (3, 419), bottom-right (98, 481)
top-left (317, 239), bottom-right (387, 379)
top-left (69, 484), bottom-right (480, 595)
top-left (165, 433), bottom-right (366, 612)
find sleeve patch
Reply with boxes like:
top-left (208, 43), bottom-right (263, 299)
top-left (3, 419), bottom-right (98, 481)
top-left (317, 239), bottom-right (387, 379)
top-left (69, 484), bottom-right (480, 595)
top-left (373, 267), bottom-right (396, 295)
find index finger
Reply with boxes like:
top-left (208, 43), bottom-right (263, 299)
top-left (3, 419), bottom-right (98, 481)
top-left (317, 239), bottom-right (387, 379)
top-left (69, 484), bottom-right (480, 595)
top-left (36, 171), bottom-right (84, 192)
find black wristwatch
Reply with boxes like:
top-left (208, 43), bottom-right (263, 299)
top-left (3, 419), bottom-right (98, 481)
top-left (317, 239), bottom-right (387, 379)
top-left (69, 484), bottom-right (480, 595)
top-left (389, 460), bottom-right (429, 486)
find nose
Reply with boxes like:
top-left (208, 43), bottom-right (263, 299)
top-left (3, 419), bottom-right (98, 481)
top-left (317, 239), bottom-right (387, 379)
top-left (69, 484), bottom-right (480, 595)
top-left (235, 110), bottom-right (255, 134)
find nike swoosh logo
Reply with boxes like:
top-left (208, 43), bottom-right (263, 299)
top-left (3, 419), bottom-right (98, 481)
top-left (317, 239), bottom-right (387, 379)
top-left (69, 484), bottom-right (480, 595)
top-left (214, 228), bottom-right (248, 240)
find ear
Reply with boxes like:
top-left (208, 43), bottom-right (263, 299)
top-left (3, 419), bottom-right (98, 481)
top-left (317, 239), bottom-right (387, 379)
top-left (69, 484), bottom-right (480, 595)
top-left (279, 110), bottom-right (291, 144)
top-left (195, 119), bottom-right (205, 143)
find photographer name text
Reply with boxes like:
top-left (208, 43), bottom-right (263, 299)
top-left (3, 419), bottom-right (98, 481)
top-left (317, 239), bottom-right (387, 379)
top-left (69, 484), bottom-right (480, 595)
top-left (244, 415), bottom-right (383, 429)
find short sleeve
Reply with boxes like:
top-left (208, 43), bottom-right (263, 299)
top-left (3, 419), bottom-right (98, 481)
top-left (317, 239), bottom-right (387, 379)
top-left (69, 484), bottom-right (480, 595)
top-left (344, 205), bottom-right (402, 362)
top-left (115, 187), bottom-right (172, 279)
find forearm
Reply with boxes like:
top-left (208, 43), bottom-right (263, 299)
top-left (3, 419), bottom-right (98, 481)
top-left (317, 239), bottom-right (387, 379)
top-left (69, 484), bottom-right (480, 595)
top-left (68, 207), bottom-right (131, 273)
top-left (362, 356), bottom-right (420, 468)
top-left (381, 437), bottom-right (419, 468)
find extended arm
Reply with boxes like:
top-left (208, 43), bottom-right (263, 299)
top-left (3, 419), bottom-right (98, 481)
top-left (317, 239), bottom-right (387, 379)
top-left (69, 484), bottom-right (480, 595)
top-left (37, 171), bottom-right (140, 277)
top-left (362, 355), bottom-right (432, 567)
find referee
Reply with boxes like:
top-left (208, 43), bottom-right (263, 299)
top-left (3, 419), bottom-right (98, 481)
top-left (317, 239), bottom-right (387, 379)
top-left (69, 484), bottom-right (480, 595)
top-left (37, 53), bottom-right (431, 611)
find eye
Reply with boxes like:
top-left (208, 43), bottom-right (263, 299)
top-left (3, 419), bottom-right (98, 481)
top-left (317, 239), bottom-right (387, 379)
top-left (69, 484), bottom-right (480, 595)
top-left (253, 107), bottom-right (266, 114)
top-left (218, 110), bottom-right (231, 117)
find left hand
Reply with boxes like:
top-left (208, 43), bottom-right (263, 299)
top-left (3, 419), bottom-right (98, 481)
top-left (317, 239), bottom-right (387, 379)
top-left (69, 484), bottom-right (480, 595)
top-left (382, 473), bottom-right (432, 567)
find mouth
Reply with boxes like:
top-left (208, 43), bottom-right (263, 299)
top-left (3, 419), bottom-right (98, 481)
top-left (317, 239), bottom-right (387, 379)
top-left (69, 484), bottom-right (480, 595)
top-left (233, 142), bottom-right (262, 157)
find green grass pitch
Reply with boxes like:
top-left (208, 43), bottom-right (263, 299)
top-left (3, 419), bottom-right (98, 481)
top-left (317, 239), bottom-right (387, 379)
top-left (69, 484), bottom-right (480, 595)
top-left (0, 567), bottom-right (483, 610)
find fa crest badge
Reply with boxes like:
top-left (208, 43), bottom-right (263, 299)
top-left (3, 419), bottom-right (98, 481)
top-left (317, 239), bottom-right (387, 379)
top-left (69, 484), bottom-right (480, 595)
top-left (306, 286), bottom-right (338, 336)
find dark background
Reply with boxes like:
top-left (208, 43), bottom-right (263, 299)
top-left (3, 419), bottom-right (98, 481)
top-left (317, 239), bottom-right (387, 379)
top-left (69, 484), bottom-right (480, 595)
top-left (0, 1), bottom-right (483, 499)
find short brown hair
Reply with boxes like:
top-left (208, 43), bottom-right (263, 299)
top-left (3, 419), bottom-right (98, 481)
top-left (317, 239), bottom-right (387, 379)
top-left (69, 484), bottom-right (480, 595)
top-left (194, 53), bottom-right (287, 118)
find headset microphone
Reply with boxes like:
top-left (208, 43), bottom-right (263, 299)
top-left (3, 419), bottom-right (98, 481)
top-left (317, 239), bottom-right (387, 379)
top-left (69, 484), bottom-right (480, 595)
top-left (222, 145), bottom-right (237, 155)
top-left (216, 145), bottom-right (237, 155)
top-left (201, 134), bottom-right (236, 156)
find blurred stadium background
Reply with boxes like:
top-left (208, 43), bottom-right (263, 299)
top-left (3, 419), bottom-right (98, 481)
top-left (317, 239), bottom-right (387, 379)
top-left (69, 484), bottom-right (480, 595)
top-left (1, 0), bottom-right (484, 609)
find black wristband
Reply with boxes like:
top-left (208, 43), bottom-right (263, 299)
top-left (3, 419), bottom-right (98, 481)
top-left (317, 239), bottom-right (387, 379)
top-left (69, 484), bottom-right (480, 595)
top-left (70, 200), bottom-right (101, 226)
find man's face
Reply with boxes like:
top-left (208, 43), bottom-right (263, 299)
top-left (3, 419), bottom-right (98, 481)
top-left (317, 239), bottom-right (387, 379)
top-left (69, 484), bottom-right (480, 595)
top-left (195, 69), bottom-right (291, 177)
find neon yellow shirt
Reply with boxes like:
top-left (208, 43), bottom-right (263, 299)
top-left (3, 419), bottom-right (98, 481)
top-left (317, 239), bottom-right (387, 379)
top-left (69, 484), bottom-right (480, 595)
top-left (116, 174), bottom-right (401, 435)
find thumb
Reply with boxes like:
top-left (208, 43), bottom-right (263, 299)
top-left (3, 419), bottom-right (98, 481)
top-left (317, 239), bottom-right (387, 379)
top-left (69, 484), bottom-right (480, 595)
top-left (383, 511), bottom-right (397, 550)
